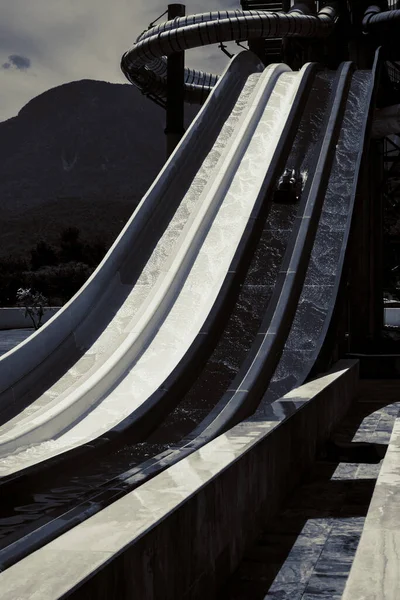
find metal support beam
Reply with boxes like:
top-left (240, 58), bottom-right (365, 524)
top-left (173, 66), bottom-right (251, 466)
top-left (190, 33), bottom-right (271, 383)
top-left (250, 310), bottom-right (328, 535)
top-left (165, 3), bottom-right (185, 159)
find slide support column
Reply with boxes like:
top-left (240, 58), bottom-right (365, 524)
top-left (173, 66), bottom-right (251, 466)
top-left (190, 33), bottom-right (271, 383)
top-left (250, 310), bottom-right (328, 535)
top-left (165, 3), bottom-right (186, 159)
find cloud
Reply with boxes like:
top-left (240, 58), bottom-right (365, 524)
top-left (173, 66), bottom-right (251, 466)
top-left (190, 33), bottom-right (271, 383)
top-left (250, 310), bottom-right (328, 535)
top-left (0, 0), bottom-right (235, 121)
top-left (2, 54), bottom-right (31, 71)
top-left (9, 54), bottom-right (31, 70)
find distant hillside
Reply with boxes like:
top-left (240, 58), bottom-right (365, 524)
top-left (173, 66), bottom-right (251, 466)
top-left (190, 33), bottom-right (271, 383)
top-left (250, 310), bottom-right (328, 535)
top-left (0, 79), bottom-right (195, 258)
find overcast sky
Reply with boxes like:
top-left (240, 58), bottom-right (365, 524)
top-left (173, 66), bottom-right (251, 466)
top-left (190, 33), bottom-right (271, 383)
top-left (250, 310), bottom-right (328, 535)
top-left (0, 0), bottom-right (238, 122)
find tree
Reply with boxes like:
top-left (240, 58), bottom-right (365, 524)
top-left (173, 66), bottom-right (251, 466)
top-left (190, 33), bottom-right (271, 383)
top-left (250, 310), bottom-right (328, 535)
top-left (16, 288), bottom-right (48, 330)
top-left (83, 238), bottom-right (107, 266)
top-left (59, 227), bottom-right (84, 263)
top-left (0, 256), bottom-right (28, 306)
top-left (30, 240), bottom-right (58, 270)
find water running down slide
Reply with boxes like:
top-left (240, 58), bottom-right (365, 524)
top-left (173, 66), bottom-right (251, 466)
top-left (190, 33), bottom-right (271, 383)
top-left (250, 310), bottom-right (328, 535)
top-left (0, 53), bottom-right (381, 570)
top-left (0, 0), bottom-right (392, 576)
top-left (76, 58), bottom-right (377, 500)
top-left (0, 0), bottom-right (391, 483)
top-left (0, 53), bottom-right (306, 477)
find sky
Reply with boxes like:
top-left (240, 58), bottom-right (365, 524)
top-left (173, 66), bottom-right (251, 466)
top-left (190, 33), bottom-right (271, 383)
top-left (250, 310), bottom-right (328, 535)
top-left (0, 0), bottom-right (237, 122)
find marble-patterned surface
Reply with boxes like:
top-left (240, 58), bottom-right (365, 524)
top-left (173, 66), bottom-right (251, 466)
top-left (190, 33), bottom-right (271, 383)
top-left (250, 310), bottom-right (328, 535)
top-left (343, 387), bottom-right (400, 600)
top-left (222, 381), bottom-right (400, 600)
top-left (155, 70), bottom-right (335, 444)
top-left (257, 71), bottom-right (373, 414)
top-left (0, 67), bottom-right (303, 476)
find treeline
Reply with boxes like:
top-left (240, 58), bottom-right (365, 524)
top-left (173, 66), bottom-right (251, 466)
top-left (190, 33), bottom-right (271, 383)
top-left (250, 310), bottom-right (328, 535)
top-left (0, 227), bottom-right (107, 306)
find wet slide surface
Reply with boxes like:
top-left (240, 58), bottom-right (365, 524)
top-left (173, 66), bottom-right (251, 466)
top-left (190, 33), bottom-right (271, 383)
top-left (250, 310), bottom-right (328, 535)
top-left (0, 58), bottom-right (375, 570)
top-left (0, 55), bottom-right (309, 564)
top-left (0, 47), bottom-right (380, 574)
top-left (0, 53), bottom-right (298, 476)
top-left (253, 69), bottom-right (374, 414)
top-left (0, 59), bottom-right (314, 562)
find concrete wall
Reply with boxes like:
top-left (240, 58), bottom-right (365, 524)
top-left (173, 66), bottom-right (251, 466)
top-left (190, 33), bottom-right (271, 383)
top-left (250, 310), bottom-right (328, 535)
top-left (0, 308), bottom-right (60, 330)
top-left (74, 362), bottom-right (357, 600)
top-left (343, 409), bottom-right (400, 599)
top-left (0, 360), bottom-right (359, 600)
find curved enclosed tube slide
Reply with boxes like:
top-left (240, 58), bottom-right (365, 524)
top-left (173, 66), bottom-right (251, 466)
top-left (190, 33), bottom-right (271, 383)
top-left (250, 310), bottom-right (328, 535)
top-left (0, 57), bottom-right (307, 477)
top-left (121, 4), bottom-right (337, 103)
top-left (363, 4), bottom-right (400, 35)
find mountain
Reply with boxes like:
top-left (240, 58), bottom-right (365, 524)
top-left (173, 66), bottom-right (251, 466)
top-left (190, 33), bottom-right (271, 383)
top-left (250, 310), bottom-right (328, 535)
top-left (0, 80), bottom-right (195, 259)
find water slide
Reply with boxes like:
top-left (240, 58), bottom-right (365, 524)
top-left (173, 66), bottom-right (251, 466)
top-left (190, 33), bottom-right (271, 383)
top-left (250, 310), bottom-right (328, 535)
top-left (0, 0), bottom-right (391, 480)
top-left (0, 52), bottom-right (381, 571)
top-left (0, 0), bottom-right (392, 570)
top-left (0, 51), bottom-right (315, 477)
top-left (106, 52), bottom-right (380, 476)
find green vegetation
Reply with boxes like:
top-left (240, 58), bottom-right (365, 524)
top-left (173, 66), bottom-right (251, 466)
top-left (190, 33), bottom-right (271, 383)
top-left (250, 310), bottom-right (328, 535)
top-left (0, 227), bottom-right (107, 307)
top-left (16, 288), bottom-right (48, 330)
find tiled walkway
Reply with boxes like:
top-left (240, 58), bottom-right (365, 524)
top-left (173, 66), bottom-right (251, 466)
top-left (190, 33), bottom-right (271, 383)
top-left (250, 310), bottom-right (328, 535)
top-left (0, 329), bottom-right (33, 357)
top-left (223, 380), bottom-right (400, 600)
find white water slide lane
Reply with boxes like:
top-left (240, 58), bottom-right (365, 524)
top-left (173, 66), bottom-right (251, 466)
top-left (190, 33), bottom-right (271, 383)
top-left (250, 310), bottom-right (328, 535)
top-left (0, 54), bottom-right (307, 476)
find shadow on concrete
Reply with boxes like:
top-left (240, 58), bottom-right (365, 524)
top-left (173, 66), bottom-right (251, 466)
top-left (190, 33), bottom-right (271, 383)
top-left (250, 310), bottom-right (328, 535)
top-left (221, 389), bottom-right (398, 599)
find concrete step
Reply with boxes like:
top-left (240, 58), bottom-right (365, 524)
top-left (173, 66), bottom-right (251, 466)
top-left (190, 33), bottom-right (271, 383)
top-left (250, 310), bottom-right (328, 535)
top-left (221, 382), bottom-right (400, 599)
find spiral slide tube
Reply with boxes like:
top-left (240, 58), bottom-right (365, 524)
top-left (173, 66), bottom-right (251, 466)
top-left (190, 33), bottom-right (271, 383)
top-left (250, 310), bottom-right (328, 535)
top-left (121, 5), bottom-right (338, 103)
top-left (363, 4), bottom-right (400, 35)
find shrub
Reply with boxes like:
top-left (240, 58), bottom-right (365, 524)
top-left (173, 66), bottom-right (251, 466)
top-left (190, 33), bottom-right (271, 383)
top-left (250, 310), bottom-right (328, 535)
top-left (23, 262), bottom-right (94, 304)
top-left (16, 287), bottom-right (48, 330)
